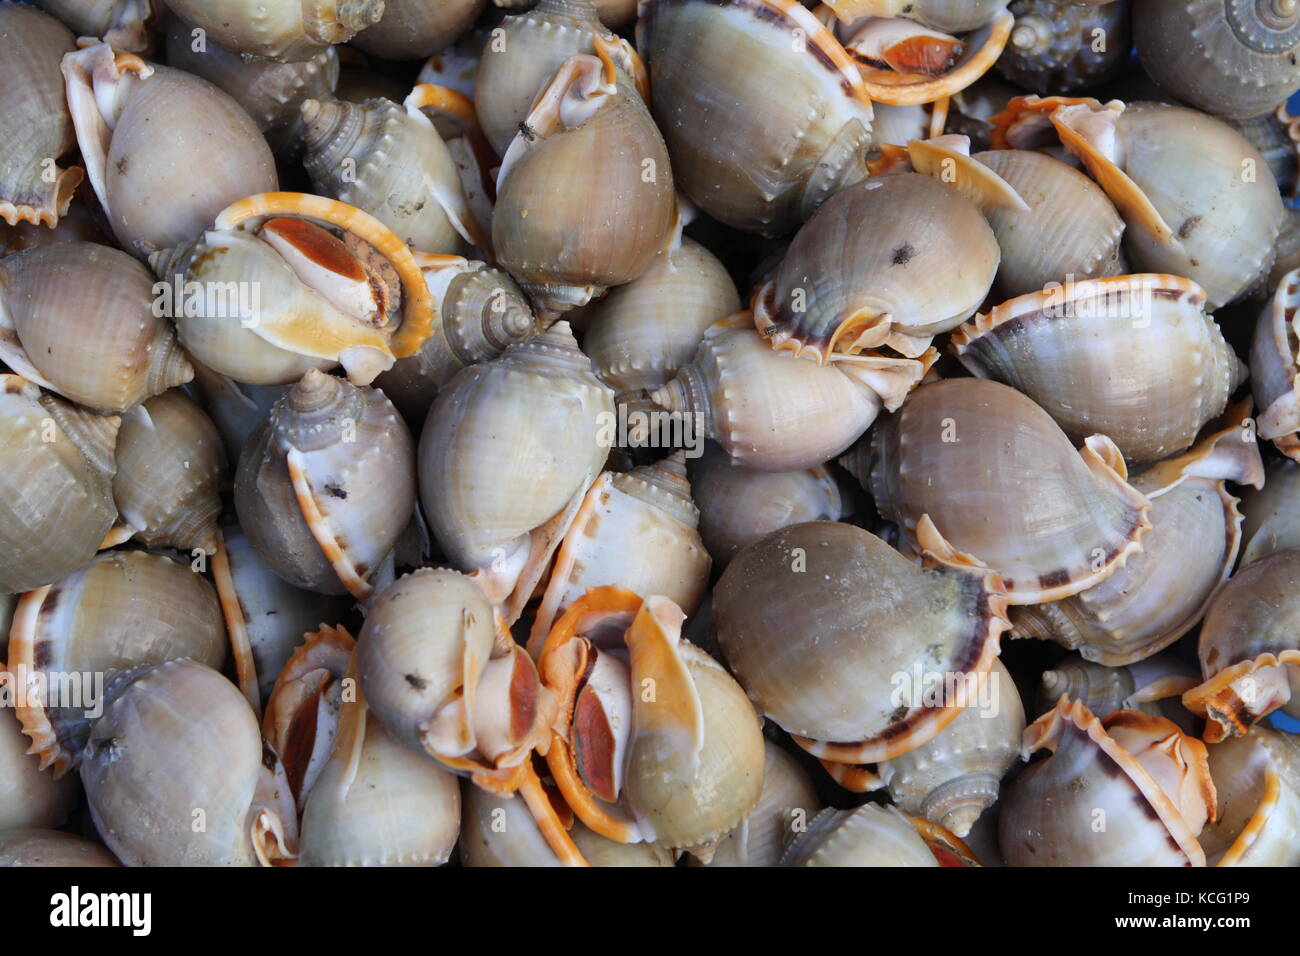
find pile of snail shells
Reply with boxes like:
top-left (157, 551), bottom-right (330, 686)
top-left (0, 0), bottom-right (1298, 869)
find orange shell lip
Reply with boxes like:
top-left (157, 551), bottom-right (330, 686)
top-left (853, 11), bottom-right (1014, 106)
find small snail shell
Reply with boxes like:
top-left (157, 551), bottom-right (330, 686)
top-left (493, 53), bottom-right (675, 315)
top-left (1200, 727), bottom-right (1300, 866)
top-left (638, 0), bottom-right (875, 236)
top-left (418, 322), bottom-right (614, 608)
top-left (164, 19), bottom-right (339, 158)
top-left (999, 698), bottom-right (1215, 865)
top-left (300, 95), bottom-right (474, 254)
top-left (1036, 653), bottom-right (1201, 734)
top-left (350, 0), bottom-right (486, 60)
top-left (1250, 268), bottom-right (1300, 461)
top-left (972, 149), bottom-right (1126, 299)
top-left (460, 783), bottom-right (676, 867)
top-left (713, 521), bottom-right (1009, 764)
top-left (1051, 98), bottom-right (1285, 309)
top-left (751, 173), bottom-right (1000, 363)
top-left (781, 803), bottom-right (939, 867)
top-left (0, 829), bottom-right (119, 867)
top-left (689, 441), bottom-right (847, 569)
top-left (1239, 457), bottom-right (1300, 566)
top-left (235, 370), bottom-right (416, 599)
top-left (0, 376), bottom-right (119, 594)
top-left (159, 0), bottom-right (382, 61)
top-left (0, 701), bottom-right (78, 831)
top-left (1135, 0), bottom-right (1300, 120)
top-left (691, 741), bottom-right (823, 867)
top-left (996, 0), bottom-right (1131, 94)
top-left (826, 659), bottom-right (1025, 837)
top-left (652, 315), bottom-right (933, 472)
top-left (0, 5), bottom-right (81, 228)
top-left (953, 274), bottom-right (1242, 463)
top-left (0, 242), bottom-right (194, 413)
top-left (81, 659), bottom-right (298, 866)
top-left (1011, 406), bottom-right (1263, 666)
top-left (61, 46), bottom-right (279, 258)
top-left (1183, 548), bottom-right (1300, 742)
top-left (35, 0), bottom-right (154, 52)
top-left (112, 390), bottom-right (226, 554)
top-left (857, 378), bottom-right (1153, 604)
top-left (537, 589), bottom-right (765, 857)
top-left (6, 549), bottom-right (227, 777)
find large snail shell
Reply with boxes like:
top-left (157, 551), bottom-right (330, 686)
top-left (419, 322), bottom-right (613, 578)
top-left (0, 828), bottom-right (119, 866)
top-left (235, 370), bottom-right (416, 598)
top-left (1240, 457), bottom-right (1300, 566)
top-left (6, 549), bottom-right (227, 777)
top-left (1201, 727), bottom-right (1300, 866)
top-left (714, 521), bottom-right (1008, 762)
top-left (0, 4), bottom-right (81, 228)
top-left (164, 19), bottom-right (338, 158)
top-left (752, 173), bottom-right (999, 363)
top-left (300, 96), bottom-right (471, 254)
top-left (1037, 653), bottom-right (1201, 733)
top-left (781, 803), bottom-right (939, 867)
top-left (1011, 409), bottom-right (1262, 666)
top-left (159, 0), bottom-right (382, 60)
top-left (350, 0), bottom-right (486, 60)
top-left (973, 149), bottom-right (1125, 299)
top-left (999, 698), bottom-right (1214, 865)
top-left (0, 703), bottom-right (78, 831)
top-left (860, 378), bottom-right (1152, 604)
top-left (997, 0), bottom-right (1131, 94)
top-left (460, 783), bottom-right (675, 866)
top-left (638, 0), bottom-right (875, 236)
top-left (475, 0), bottom-right (619, 157)
top-left (953, 274), bottom-right (1241, 463)
top-left (689, 441), bottom-right (846, 569)
top-left (1053, 99), bottom-right (1285, 309)
top-left (1135, 0), bottom-right (1300, 120)
top-left (652, 316), bottom-right (932, 472)
top-left (62, 48), bottom-right (278, 258)
top-left (81, 659), bottom-right (297, 866)
top-left (1251, 268), bottom-right (1300, 461)
top-left (1183, 548), bottom-right (1300, 741)
top-left (493, 55), bottom-right (675, 314)
top-left (0, 242), bottom-right (194, 413)
top-left (112, 390), bottom-right (226, 554)
top-left (0, 376), bottom-right (119, 594)
top-left (35, 0), bottom-right (154, 52)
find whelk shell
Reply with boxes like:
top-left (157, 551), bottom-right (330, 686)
top-left (1036, 652), bottom-right (1200, 734)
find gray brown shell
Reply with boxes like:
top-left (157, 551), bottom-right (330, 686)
top-left (997, 0), bottom-right (1131, 94)
top-left (1251, 267), bottom-right (1300, 460)
top-left (0, 704), bottom-right (78, 831)
top-left (1239, 456), bottom-right (1300, 566)
top-left (158, 0), bottom-right (383, 60)
top-left (1036, 652), bottom-right (1200, 733)
top-left (350, 0), bottom-right (486, 60)
top-left (781, 803), bottom-right (938, 867)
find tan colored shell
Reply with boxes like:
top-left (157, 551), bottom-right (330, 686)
top-left (1183, 548), bottom-right (1300, 742)
top-left (652, 315), bottom-right (933, 472)
top-left (954, 274), bottom-right (1242, 463)
top-left (1240, 457), bottom-right (1300, 566)
top-left (0, 4), bottom-right (81, 228)
top-left (858, 378), bottom-right (1152, 605)
top-left (973, 149), bottom-right (1125, 299)
top-left (1037, 653), bottom-right (1200, 733)
top-left (6, 549), bottom-right (227, 777)
top-left (112, 390), bottom-right (226, 553)
top-left (1251, 267), bottom-right (1300, 461)
top-left (81, 659), bottom-right (297, 866)
top-left (62, 47), bottom-right (279, 258)
top-left (0, 701), bottom-right (78, 831)
top-left (0, 375), bottom-right (119, 594)
top-left (996, 0), bottom-right (1131, 94)
top-left (1011, 407), bottom-right (1262, 666)
top-left (751, 173), bottom-right (1000, 363)
top-left (714, 521), bottom-right (1009, 764)
top-left (781, 803), bottom-right (939, 867)
top-left (0, 242), bottom-right (193, 413)
top-left (689, 441), bottom-right (847, 569)
top-left (164, 19), bottom-right (339, 157)
top-left (350, 0), bottom-right (486, 59)
top-left (234, 370), bottom-right (416, 598)
top-left (0, 828), bottom-right (119, 866)
top-left (825, 0), bottom-right (1011, 34)
top-left (493, 53), bottom-right (675, 315)
top-left (35, 0), bottom-right (154, 52)
top-left (1135, 0), bottom-right (1300, 120)
top-left (159, 0), bottom-right (382, 60)
top-left (998, 698), bottom-right (1214, 865)
top-left (637, 0), bottom-right (874, 236)
top-left (1200, 727), bottom-right (1300, 867)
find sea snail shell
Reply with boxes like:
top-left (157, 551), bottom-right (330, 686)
top-left (234, 369), bottom-right (416, 599)
top-left (350, 0), bottom-right (486, 61)
top-left (1239, 457), bottom-right (1300, 566)
top-left (820, 0), bottom-right (1012, 35)
top-left (1250, 267), bottom-right (1300, 462)
top-left (0, 699), bottom-right (79, 832)
top-left (780, 803), bottom-right (939, 867)
top-left (37, 0), bottom-right (155, 52)
top-left (0, 829), bottom-right (119, 867)
top-left (1200, 726), bottom-right (1300, 867)
top-left (1036, 653), bottom-right (1200, 734)
top-left (996, 0), bottom-right (1132, 94)
top-left (158, 0), bottom-right (383, 61)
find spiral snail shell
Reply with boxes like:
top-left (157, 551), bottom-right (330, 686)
top-left (1036, 653), bottom-right (1200, 733)
top-left (996, 0), bottom-right (1132, 94)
